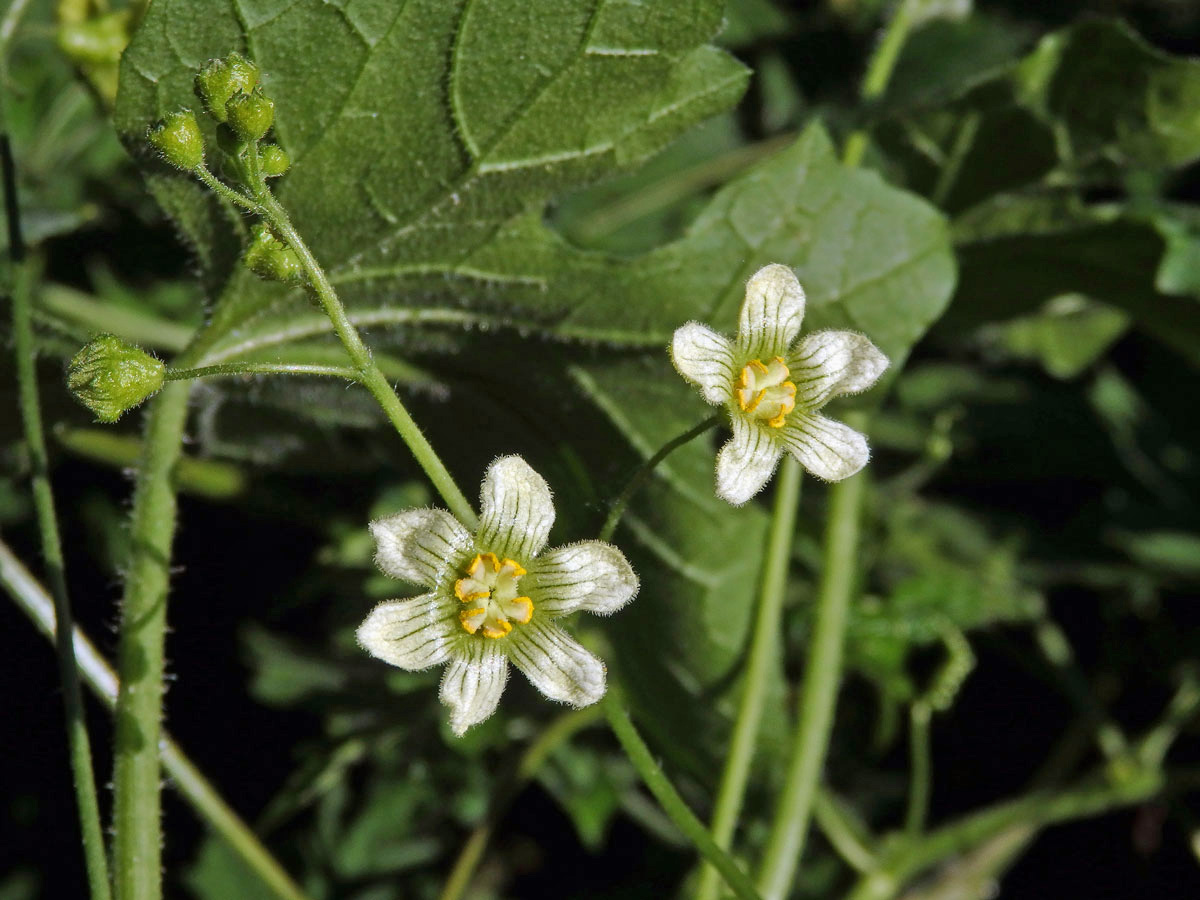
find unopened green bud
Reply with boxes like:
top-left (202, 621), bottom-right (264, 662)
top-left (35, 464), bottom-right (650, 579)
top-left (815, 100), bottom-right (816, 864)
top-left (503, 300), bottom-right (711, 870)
top-left (147, 110), bottom-right (205, 170)
top-left (225, 89), bottom-right (274, 142)
top-left (244, 224), bottom-right (304, 284)
top-left (259, 144), bottom-right (290, 177)
top-left (195, 52), bottom-right (259, 123)
top-left (67, 335), bottom-right (165, 423)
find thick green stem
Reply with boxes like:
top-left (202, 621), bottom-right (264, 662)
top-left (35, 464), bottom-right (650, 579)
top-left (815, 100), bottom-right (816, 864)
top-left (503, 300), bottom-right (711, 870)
top-left (438, 707), bottom-right (601, 900)
top-left (697, 457), bottom-right (802, 900)
top-left (9, 230), bottom-right (112, 899)
top-left (603, 694), bottom-right (763, 900)
top-left (757, 470), bottom-right (867, 900)
top-left (112, 380), bottom-right (191, 900)
top-left (0, 539), bottom-right (312, 900)
top-left (250, 188), bottom-right (476, 529)
top-left (599, 414), bottom-right (722, 542)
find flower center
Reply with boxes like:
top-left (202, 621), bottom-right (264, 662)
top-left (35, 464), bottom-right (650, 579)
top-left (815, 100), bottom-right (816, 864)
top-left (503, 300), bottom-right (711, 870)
top-left (454, 552), bottom-right (534, 639)
top-left (736, 357), bottom-right (796, 428)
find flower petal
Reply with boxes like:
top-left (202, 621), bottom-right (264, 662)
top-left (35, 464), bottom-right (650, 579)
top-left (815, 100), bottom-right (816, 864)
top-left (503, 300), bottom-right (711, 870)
top-left (778, 413), bottom-right (870, 482)
top-left (507, 620), bottom-right (606, 707)
top-left (736, 264), bottom-right (806, 358)
top-left (788, 330), bottom-right (889, 409)
top-left (715, 416), bottom-right (784, 505)
top-left (670, 322), bottom-right (736, 405)
top-left (370, 508), bottom-right (473, 587)
top-left (357, 593), bottom-right (458, 671)
top-left (528, 541), bottom-right (639, 618)
top-left (440, 640), bottom-right (509, 736)
top-left (478, 456), bottom-right (555, 561)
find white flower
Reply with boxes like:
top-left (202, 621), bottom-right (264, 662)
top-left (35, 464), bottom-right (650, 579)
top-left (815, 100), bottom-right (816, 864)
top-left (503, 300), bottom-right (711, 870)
top-left (671, 264), bottom-right (889, 505)
top-left (357, 456), bottom-right (639, 735)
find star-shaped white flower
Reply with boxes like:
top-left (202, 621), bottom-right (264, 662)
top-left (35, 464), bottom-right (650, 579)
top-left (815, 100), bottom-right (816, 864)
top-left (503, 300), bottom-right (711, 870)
top-left (357, 456), bottom-right (639, 735)
top-left (671, 264), bottom-right (889, 505)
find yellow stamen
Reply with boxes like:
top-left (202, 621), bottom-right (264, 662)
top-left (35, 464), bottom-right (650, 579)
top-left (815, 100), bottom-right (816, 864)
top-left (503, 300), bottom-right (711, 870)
top-left (459, 607), bottom-right (486, 634)
top-left (735, 357), bottom-right (798, 427)
top-left (482, 620), bottom-right (512, 639)
top-left (508, 596), bottom-right (534, 624)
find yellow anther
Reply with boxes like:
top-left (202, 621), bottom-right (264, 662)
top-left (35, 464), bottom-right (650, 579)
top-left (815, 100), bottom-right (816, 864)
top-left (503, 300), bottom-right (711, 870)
top-left (459, 607), bottom-right (486, 634)
top-left (508, 596), bottom-right (534, 624)
top-left (454, 552), bottom-right (532, 638)
top-left (735, 357), bottom-right (797, 427)
top-left (482, 620), bottom-right (513, 639)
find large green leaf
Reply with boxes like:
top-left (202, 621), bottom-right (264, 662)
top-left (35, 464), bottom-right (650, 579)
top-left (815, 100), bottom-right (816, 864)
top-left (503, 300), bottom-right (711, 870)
top-left (115, 0), bottom-right (749, 360)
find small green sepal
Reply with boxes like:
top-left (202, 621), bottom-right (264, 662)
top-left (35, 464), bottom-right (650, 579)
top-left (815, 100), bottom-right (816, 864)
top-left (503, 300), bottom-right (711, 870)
top-left (195, 52), bottom-right (259, 123)
top-left (244, 224), bottom-right (305, 284)
top-left (225, 89), bottom-right (275, 143)
top-left (67, 335), bottom-right (166, 423)
top-left (147, 110), bottom-right (205, 170)
top-left (259, 144), bottom-right (290, 177)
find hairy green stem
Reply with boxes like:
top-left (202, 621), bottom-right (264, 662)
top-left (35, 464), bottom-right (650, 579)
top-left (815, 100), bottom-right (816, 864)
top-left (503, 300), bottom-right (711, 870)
top-left (599, 414), bottom-right (722, 542)
top-left (166, 361), bottom-right (360, 382)
top-left (757, 470), bottom-right (867, 900)
top-left (242, 180), bottom-right (476, 528)
top-left (842, 0), bottom-right (918, 168)
top-left (9, 221), bottom-right (112, 899)
top-left (904, 703), bottom-right (932, 838)
top-left (696, 457), bottom-right (802, 900)
top-left (438, 707), bottom-right (602, 900)
top-left (603, 693), bottom-right (763, 900)
top-left (0, 539), bottom-right (313, 900)
top-left (112, 380), bottom-right (191, 900)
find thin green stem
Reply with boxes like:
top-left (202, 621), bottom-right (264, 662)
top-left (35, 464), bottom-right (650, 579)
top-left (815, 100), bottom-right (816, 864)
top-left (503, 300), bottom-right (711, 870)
top-left (195, 165), bottom-right (263, 214)
top-left (8, 214), bottom-right (112, 899)
top-left (842, 0), bottom-right (919, 168)
top-left (599, 414), bottom-right (722, 542)
top-left (696, 457), bottom-right (802, 900)
top-left (813, 788), bottom-right (877, 873)
top-left (112, 380), bottom-right (191, 900)
top-left (929, 111), bottom-right (980, 208)
top-left (602, 693), bottom-right (763, 900)
top-left (166, 361), bottom-right (360, 382)
top-left (904, 702), bottom-right (932, 839)
top-left (0, 539), bottom-right (313, 900)
top-left (438, 707), bottom-right (602, 900)
top-left (246, 184), bottom-right (476, 528)
top-left (757, 469), bottom-right (867, 900)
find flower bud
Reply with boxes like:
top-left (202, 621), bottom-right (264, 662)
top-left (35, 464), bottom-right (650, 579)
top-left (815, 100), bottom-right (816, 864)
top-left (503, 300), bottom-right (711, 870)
top-left (225, 88), bottom-right (274, 142)
top-left (67, 335), bottom-right (165, 423)
top-left (195, 52), bottom-right (259, 123)
top-left (259, 144), bottom-right (290, 177)
top-left (147, 110), bottom-right (205, 170)
top-left (244, 224), bottom-right (305, 284)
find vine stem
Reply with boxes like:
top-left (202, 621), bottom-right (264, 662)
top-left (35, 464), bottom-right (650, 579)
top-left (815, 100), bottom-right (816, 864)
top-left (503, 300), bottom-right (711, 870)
top-left (222, 167), bottom-right (477, 529)
top-left (112, 380), bottom-right (192, 900)
top-left (603, 693), bottom-right (763, 900)
top-left (598, 414), bottom-right (722, 542)
top-left (0, 538), bottom-right (313, 900)
top-left (904, 702), bottom-right (932, 838)
top-left (842, 0), bottom-right (919, 168)
top-left (7, 166), bottom-right (112, 898)
top-left (166, 361), bottom-right (360, 382)
top-left (757, 468), bottom-right (867, 899)
top-left (696, 457), bottom-right (802, 900)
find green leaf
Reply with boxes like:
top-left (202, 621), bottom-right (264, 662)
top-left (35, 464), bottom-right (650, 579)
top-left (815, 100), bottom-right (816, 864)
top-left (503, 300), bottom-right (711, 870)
top-left (978, 295), bottom-right (1130, 379)
top-left (115, 0), bottom-right (749, 362)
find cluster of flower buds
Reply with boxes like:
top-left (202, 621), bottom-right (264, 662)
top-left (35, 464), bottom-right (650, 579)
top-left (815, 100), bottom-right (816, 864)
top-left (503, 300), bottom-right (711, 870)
top-left (244, 223), bottom-right (304, 285)
top-left (67, 335), bottom-right (165, 423)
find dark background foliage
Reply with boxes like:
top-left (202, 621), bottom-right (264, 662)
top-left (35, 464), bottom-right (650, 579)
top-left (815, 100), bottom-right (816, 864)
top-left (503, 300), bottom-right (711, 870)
top-left (3, 0), bottom-right (1200, 898)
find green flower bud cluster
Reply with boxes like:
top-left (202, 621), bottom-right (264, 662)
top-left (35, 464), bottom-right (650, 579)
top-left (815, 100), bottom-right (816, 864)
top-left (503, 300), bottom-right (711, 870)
top-left (195, 52), bottom-right (260, 124)
top-left (67, 335), bottom-right (165, 423)
top-left (244, 223), bottom-right (305, 284)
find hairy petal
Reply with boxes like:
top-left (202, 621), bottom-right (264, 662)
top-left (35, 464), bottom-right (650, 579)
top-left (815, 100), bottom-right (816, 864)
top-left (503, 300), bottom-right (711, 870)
top-left (788, 330), bottom-right (889, 409)
top-left (356, 593), bottom-right (458, 671)
top-left (670, 322), bottom-right (736, 405)
top-left (737, 264), bottom-right (807, 359)
top-left (528, 541), bottom-right (639, 618)
top-left (370, 508), bottom-right (473, 587)
top-left (508, 619), bottom-right (606, 707)
top-left (478, 456), bottom-right (555, 561)
top-left (778, 413), bottom-right (870, 482)
top-left (440, 641), bottom-right (509, 736)
top-left (715, 416), bottom-right (784, 506)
